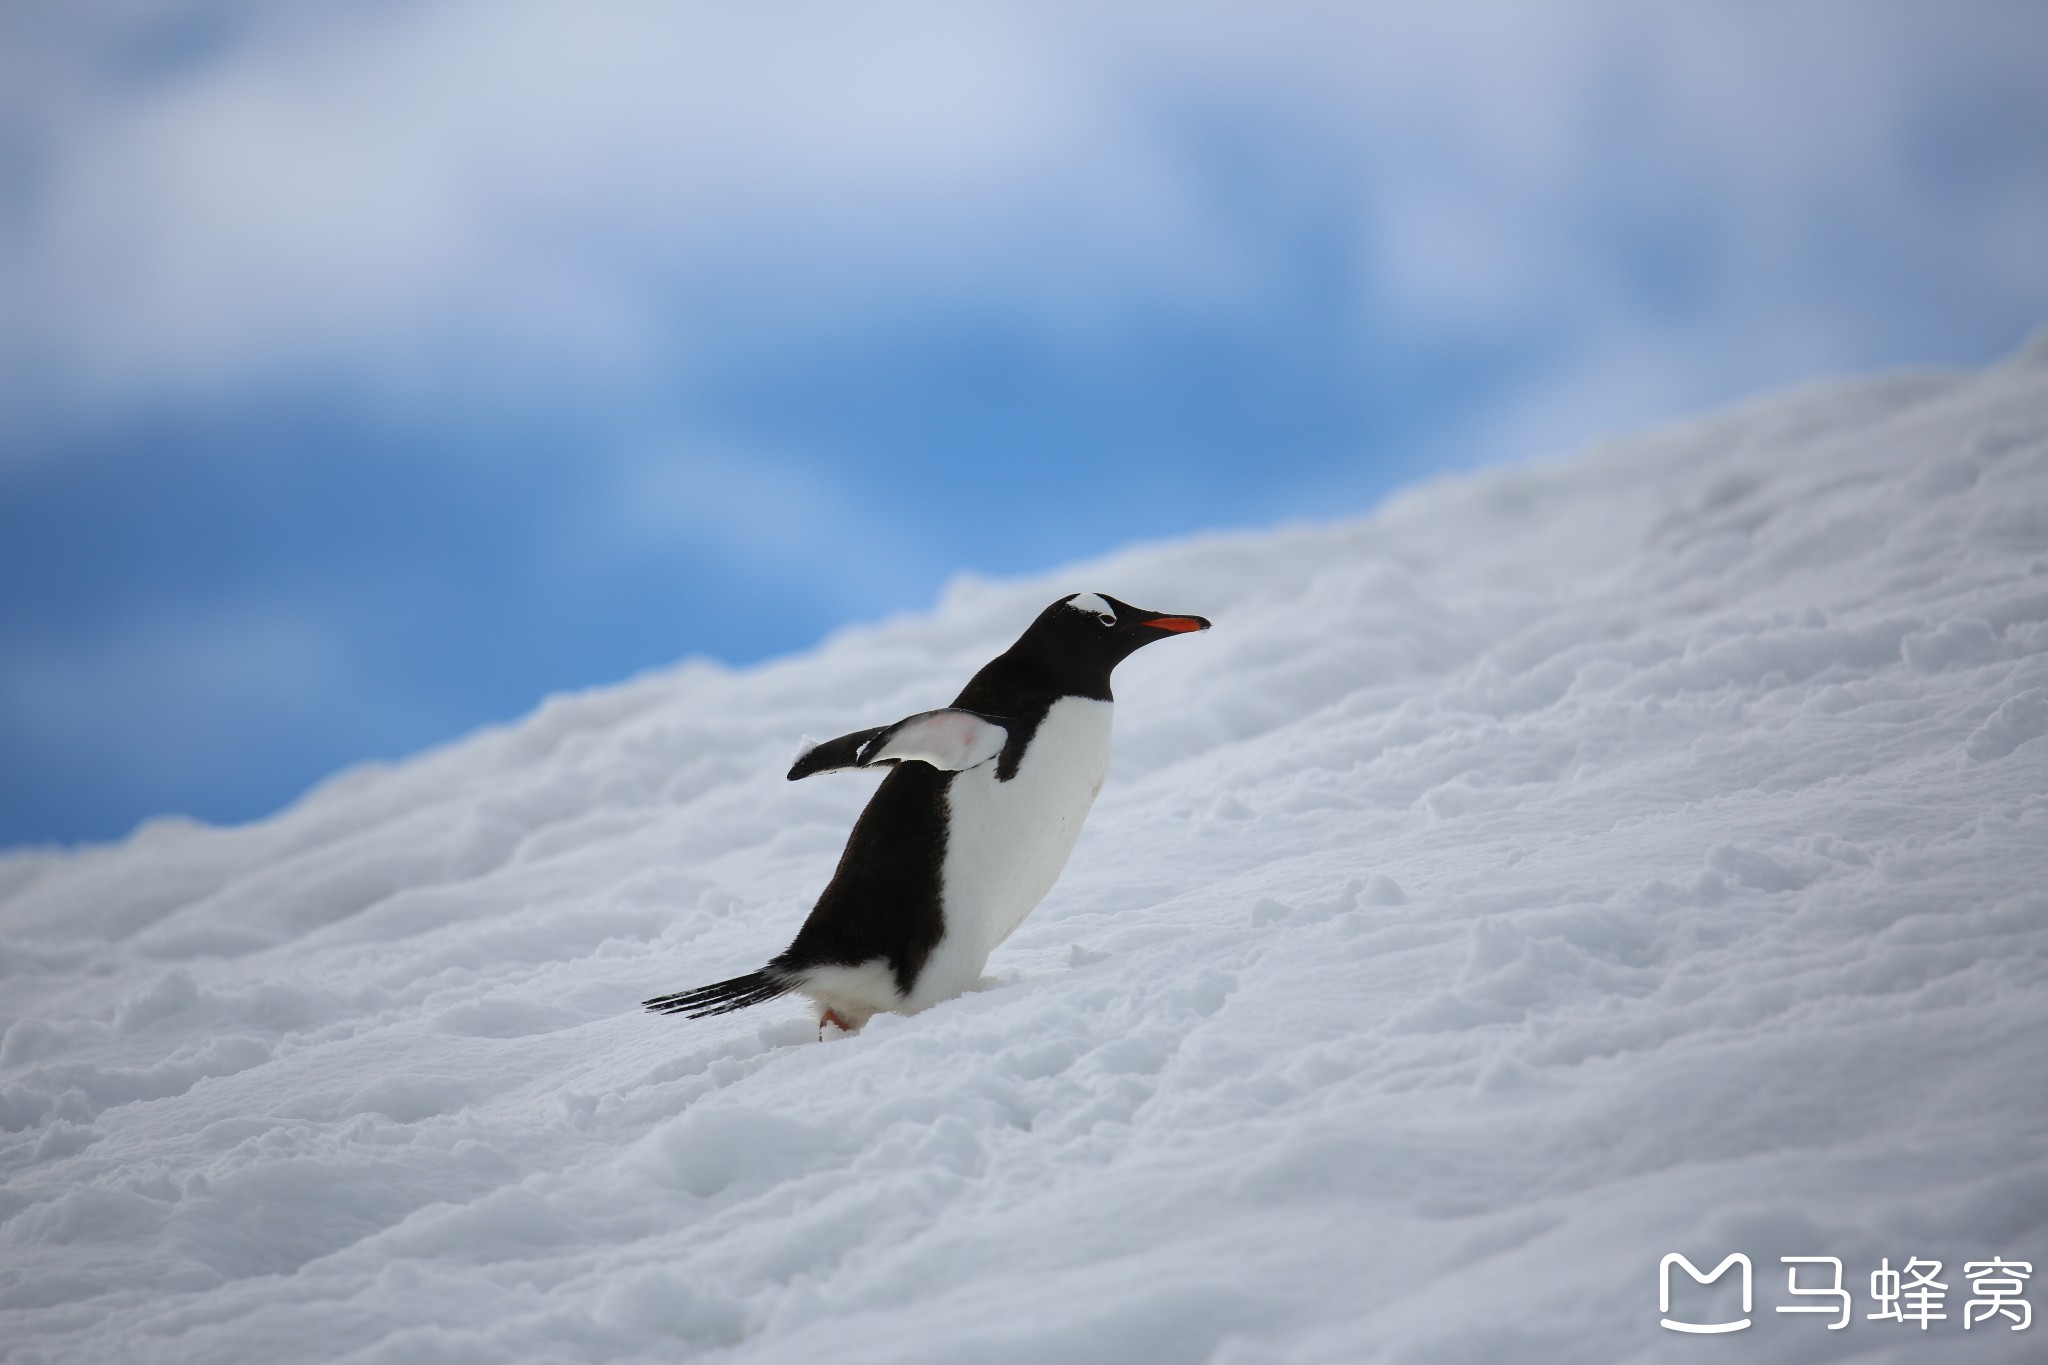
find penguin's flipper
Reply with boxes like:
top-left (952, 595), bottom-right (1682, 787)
top-left (786, 709), bottom-right (1008, 780)
top-left (788, 725), bottom-right (890, 780)
top-left (863, 708), bottom-right (1009, 770)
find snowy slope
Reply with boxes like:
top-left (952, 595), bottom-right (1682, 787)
top-left (4, 337), bottom-right (2047, 1365)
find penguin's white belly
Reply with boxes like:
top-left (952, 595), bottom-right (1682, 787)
top-left (905, 696), bottom-right (1113, 1010)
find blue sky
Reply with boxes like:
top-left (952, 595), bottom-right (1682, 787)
top-left (5, 1), bottom-right (2048, 848)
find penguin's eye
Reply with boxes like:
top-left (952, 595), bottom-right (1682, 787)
top-left (1097, 613), bottom-right (1116, 628)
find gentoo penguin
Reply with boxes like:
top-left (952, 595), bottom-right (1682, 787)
top-left (644, 592), bottom-right (1209, 1033)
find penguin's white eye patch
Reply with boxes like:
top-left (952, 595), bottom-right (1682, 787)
top-left (1067, 592), bottom-right (1115, 625)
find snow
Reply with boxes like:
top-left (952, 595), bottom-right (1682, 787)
top-left (4, 336), bottom-right (2048, 1363)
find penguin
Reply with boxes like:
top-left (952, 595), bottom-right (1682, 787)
top-left (643, 592), bottom-right (1210, 1034)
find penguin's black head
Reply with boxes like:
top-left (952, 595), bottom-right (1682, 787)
top-left (998, 592), bottom-right (1211, 698)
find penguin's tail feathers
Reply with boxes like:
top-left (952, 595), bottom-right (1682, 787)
top-left (643, 966), bottom-right (797, 1019)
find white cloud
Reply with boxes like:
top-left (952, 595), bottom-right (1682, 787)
top-left (584, 440), bottom-right (935, 610)
top-left (3, 0), bottom-right (2045, 466)
top-left (3, 2), bottom-right (1238, 440)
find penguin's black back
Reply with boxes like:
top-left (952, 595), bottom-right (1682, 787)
top-left (775, 761), bottom-right (951, 994)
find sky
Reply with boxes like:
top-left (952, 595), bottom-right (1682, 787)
top-left (4, 0), bottom-right (2048, 848)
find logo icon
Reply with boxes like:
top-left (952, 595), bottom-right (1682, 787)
top-left (1661, 1253), bottom-right (1753, 1334)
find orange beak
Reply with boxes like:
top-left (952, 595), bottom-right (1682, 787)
top-left (1144, 615), bottom-right (1210, 633)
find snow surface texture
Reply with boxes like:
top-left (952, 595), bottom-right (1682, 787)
top-left (4, 339), bottom-right (2048, 1364)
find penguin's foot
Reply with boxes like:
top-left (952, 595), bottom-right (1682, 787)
top-left (818, 1008), bottom-right (855, 1040)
